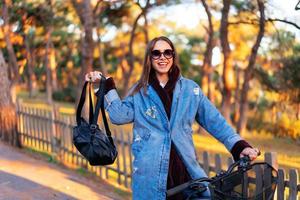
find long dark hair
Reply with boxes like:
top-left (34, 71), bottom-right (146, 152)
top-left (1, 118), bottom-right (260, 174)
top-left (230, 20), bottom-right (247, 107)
top-left (129, 36), bottom-right (180, 95)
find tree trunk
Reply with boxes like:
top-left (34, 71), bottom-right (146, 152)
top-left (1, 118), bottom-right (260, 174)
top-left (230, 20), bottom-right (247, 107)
top-left (122, 12), bottom-right (144, 96)
top-left (71, 0), bottom-right (95, 101)
top-left (220, 0), bottom-right (235, 124)
top-left (143, 13), bottom-right (149, 45)
top-left (237, 0), bottom-right (265, 135)
top-left (45, 27), bottom-right (53, 104)
top-left (2, 0), bottom-right (20, 82)
top-left (24, 35), bottom-right (38, 97)
top-left (122, 0), bottom-right (150, 96)
top-left (0, 49), bottom-right (21, 147)
top-left (201, 0), bottom-right (214, 101)
top-left (50, 43), bottom-right (58, 91)
top-left (297, 103), bottom-right (300, 120)
top-left (94, 2), bottom-right (108, 76)
top-left (233, 65), bottom-right (240, 124)
top-left (46, 0), bottom-right (58, 92)
top-left (95, 18), bottom-right (108, 76)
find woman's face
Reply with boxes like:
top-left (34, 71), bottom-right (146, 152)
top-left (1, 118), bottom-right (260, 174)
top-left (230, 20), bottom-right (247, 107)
top-left (151, 40), bottom-right (174, 75)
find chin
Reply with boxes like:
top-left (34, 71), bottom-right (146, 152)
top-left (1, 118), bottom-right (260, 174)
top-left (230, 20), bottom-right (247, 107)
top-left (157, 69), bottom-right (170, 74)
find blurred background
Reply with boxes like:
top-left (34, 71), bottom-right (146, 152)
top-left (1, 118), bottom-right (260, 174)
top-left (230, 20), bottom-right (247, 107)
top-left (0, 0), bottom-right (300, 181)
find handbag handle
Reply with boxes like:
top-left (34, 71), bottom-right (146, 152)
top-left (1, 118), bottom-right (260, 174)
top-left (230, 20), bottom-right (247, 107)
top-left (76, 81), bottom-right (94, 125)
top-left (92, 75), bottom-right (114, 142)
top-left (76, 76), bottom-right (114, 144)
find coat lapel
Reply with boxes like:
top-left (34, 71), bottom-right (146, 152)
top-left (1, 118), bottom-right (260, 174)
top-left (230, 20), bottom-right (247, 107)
top-left (147, 85), bottom-right (169, 122)
top-left (170, 76), bottom-right (183, 128)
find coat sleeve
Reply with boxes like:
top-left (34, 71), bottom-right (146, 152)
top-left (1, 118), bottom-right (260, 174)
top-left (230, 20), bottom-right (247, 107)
top-left (104, 89), bottom-right (134, 125)
top-left (195, 89), bottom-right (242, 151)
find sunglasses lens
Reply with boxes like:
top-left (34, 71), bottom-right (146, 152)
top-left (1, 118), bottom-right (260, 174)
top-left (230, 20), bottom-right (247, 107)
top-left (151, 49), bottom-right (174, 60)
top-left (164, 49), bottom-right (174, 59)
top-left (151, 50), bottom-right (161, 59)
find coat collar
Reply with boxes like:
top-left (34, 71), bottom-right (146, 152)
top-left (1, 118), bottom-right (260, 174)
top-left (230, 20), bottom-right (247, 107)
top-left (146, 75), bottom-right (183, 126)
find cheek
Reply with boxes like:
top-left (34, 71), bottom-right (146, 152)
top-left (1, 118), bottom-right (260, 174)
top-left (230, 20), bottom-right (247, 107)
top-left (151, 61), bottom-right (156, 68)
top-left (151, 61), bottom-right (159, 69)
top-left (169, 60), bottom-right (174, 67)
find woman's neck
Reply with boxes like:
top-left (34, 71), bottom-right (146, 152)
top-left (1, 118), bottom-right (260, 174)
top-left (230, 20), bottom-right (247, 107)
top-left (155, 73), bottom-right (169, 85)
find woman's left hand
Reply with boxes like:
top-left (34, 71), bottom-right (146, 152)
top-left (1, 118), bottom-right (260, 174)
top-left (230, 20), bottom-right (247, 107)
top-left (240, 147), bottom-right (260, 161)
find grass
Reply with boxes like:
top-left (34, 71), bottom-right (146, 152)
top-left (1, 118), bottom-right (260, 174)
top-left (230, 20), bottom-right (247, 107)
top-left (24, 147), bottom-right (58, 164)
top-left (193, 128), bottom-right (300, 171)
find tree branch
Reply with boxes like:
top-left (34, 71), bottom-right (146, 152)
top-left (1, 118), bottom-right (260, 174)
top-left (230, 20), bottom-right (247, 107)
top-left (267, 18), bottom-right (300, 30)
top-left (229, 18), bottom-right (300, 30)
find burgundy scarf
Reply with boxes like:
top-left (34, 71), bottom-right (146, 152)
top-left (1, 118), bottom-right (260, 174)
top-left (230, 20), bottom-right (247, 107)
top-left (149, 66), bottom-right (191, 200)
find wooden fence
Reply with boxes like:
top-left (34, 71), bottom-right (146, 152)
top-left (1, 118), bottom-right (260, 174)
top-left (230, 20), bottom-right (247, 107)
top-left (14, 101), bottom-right (300, 199)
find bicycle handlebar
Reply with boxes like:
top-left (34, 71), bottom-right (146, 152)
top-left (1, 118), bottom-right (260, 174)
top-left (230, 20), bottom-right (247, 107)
top-left (166, 155), bottom-right (260, 198)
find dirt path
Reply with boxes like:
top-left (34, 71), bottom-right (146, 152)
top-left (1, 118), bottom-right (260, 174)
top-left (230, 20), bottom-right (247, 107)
top-left (0, 141), bottom-right (130, 200)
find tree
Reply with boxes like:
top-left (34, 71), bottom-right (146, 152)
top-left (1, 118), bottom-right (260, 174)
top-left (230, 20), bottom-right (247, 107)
top-left (0, 48), bottom-right (21, 147)
top-left (220, 0), bottom-right (236, 124)
top-left (122, 0), bottom-right (151, 96)
top-left (237, 0), bottom-right (265, 134)
top-left (71, 0), bottom-right (95, 101)
top-left (1, 0), bottom-right (20, 82)
top-left (200, 0), bottom-right (216, 102)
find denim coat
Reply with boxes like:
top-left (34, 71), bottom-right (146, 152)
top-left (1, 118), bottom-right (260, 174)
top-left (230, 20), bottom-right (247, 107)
top-left (104, 76), bottom-right (242, 199)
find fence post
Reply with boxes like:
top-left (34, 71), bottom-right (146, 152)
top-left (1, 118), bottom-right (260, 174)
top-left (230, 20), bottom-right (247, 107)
top-left (203, 151), bottom-right (210, 175)
top-left (50, 104), bottom-right (59, 159)
top-left (254, 164), bottom-right (263, 196)
top-left (264, 152), bottom-right (278, 199)
top-left (288, 169), bottom-right (298, 200)
top-left (277, 169), bottom-right (285, 200)
top-left (227, 157), bottom-right (234, 168)
top-left (265, 152), bottom-right (278, 170)
top-left (215, 154), bottom-right (222, 173)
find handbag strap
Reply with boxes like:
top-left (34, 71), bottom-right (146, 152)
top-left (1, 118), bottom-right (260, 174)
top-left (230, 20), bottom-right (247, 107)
top-left (92, 75), bottom-right (114, 144)
top-left (76, 81), bottom-right (94, 125)
top-left (76, 76), bottom-right (114, 145)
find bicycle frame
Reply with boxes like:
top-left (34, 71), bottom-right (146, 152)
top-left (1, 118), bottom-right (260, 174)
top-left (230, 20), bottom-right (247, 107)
top-left (166, 156), bottom-right (278, 200)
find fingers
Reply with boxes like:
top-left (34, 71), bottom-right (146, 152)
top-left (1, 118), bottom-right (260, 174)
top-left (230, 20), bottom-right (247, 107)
top-left (85, 71), bottom-right (102, 82)
top-left (85, 73), bottom-right (91, 81)
top-left (240, 147), bottom-right (260, 161)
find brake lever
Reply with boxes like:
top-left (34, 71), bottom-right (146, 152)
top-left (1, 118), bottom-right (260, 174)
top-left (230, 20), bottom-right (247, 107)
top-left (239, 156), bottom-right (251, 168)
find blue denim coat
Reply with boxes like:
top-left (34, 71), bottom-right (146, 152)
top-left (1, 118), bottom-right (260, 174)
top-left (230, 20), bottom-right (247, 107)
top-left (104, 76), bottom-right (242, 199)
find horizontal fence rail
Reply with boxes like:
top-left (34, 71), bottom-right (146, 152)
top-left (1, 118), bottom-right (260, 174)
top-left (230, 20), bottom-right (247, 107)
top-left (12, 101), bottom-right (300, 199)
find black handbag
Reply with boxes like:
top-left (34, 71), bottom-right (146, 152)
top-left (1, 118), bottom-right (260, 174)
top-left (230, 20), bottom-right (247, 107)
top-left (73, 76), bottom-right (118, 166)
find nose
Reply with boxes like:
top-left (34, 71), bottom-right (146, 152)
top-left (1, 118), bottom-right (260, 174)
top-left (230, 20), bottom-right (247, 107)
top-left (158, 54), bottom-right (167, 60)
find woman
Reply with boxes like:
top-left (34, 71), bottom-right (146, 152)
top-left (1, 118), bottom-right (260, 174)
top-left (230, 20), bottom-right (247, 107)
top-left (85, 36), bottom-right (259, 200)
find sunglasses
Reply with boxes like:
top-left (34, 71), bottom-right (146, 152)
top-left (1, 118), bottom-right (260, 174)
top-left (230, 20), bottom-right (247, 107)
top-left (150, 49), bottom-right (174, 60)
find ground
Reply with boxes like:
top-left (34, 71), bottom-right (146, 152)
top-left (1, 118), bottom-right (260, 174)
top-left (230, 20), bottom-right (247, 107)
top-left (0, 141), bottom-right (131, 200)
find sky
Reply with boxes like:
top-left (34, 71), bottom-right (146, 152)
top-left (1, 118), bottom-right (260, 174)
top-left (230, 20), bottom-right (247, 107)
top-left (148, 0), bottom-right (300, 39)
top-left (143, 0), bottom-right (300, 66)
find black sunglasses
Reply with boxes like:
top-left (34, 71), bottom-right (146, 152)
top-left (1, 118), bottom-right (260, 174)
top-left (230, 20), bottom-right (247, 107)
top-left (150, 49), bottom-right (174, 60)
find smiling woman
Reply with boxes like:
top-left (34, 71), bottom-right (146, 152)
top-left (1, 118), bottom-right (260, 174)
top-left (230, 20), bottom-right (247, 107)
top-left (84, 36), bottom-right (260, 200)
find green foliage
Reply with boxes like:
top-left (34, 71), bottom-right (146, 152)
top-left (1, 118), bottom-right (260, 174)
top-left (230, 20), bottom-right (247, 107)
top-left (76, 167), bottom-right (88, 176)
top-left (254, 68), bottom-right (278, 91)
top-left (99, 2), bottom-right (132, 27)
top-left (178, 49), bottom-right (192, 75)
top-left (255, 56), bottom-right (300, 103)
top-left (25, 147), bottom-right (57, 163)
top-left (52, 87), bottom-right (76, 103)
top-left (232, 0), bottom-right (256, 13)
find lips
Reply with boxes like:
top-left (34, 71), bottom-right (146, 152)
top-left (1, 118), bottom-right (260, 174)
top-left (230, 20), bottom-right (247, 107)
top-left (158, 62), bottom-right (168, 66)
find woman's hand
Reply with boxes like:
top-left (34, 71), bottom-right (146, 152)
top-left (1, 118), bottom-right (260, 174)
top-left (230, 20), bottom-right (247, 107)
top-left (85, 71), bottom-right (102, 83)
top-left (240, 147), bottom-right (260, 161)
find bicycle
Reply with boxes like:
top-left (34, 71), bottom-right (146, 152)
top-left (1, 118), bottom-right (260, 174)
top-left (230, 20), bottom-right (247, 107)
top-left (166, 155), bottom-right (278, 200)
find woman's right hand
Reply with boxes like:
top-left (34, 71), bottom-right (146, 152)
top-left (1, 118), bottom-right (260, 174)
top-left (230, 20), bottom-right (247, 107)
top-left (85, 71), bottom-right (102, 83)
